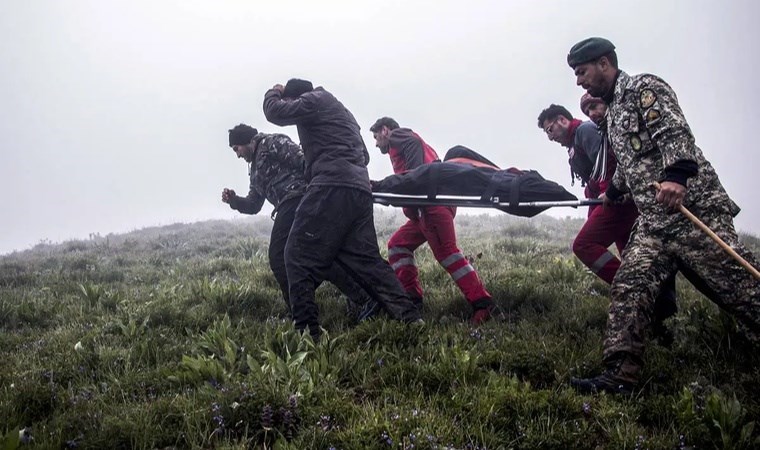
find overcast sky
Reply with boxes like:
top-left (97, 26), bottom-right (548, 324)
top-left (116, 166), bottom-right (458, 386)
top-left (1, 0), bottom-right (758, 254)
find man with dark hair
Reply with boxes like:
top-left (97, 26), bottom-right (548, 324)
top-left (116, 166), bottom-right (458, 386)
top-left (537, 103), bottom-right (638, 285)
top-left (367, 117), bottom-right (494, 325)
top-left (537, 101), bottom-right (677, 342)
top-left (222, 123), bottom-right (372, 316)
top-left (263, 80), bottom-right (421, 339)
top-left (567, 37), bottom-right (760, 394)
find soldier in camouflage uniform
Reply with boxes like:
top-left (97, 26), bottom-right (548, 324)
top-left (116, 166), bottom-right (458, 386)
top-left (565, 38), bottom-right (760, 394)
top-left (223, 124), bottom-right (371, 316)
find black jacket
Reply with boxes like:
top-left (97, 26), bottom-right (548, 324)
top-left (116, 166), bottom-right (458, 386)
top-left (263, 87), bottom-right (371, 192)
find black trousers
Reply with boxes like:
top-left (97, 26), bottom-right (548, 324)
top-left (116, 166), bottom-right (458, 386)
top-left (269, 196), bottom-right (371, 313)
top-left (285, 186), bottom-right (420, 337)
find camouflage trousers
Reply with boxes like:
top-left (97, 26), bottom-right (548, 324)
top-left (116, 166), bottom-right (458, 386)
top-left (603, 211), bottom-right (760, 382)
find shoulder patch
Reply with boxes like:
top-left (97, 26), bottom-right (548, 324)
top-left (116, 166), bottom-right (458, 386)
top-left (645, 109), bottom-right (661, 124)
top-left (630, 135), bottom-right (642, 150)
top-left (640, 89), bottom-right (657, 109)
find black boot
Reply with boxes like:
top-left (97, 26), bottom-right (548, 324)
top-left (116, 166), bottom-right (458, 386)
top-left (571, 354), bottom-right (640, 395)
top-left (570, 371), bottom-right (635, 395)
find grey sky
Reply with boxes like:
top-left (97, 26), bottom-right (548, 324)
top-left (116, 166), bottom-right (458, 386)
top-left (1, 0), bottom-right (758, 254)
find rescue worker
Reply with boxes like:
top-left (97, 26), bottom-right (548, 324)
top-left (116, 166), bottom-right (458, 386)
top-left (263, 79), bottom-right (421, 340)
top-left (537, 103), bottom-right (677, 340)
top-left (566, 37), bottom-right (760, 394)
top-left (222, 123), bottom-right (372, 316)
top-left (537, 104), bottom-right (639, 285)
top-left (580, 93), bottom-right (607, 126)
top-left (366, 117), bottom-right (494, 325)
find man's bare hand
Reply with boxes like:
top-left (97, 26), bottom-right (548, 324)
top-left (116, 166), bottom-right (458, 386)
top-left (222, 188), bottom-right (236, 204)
top-left (655, 181), bottom-right (686, 209)
top-left (272, 84), bottom-right (284, 94)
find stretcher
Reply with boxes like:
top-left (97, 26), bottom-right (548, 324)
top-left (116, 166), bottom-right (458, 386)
top-left (370, 145), bottom-right (598, 217)
top-left (373, 192), bottom-right (601, 211)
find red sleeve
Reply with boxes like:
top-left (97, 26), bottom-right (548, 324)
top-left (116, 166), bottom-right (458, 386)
top-left (389, 129), bottom-right (424, 170)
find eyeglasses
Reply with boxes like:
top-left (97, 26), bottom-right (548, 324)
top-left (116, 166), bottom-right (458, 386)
top-left (543, 118), bottom-right (558, 135)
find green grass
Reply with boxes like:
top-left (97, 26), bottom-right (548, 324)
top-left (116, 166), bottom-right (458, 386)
top-left (1, 211), bottom-right (758, 449)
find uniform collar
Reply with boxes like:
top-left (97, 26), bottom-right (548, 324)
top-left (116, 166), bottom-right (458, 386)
top-left (252, 132), bottom-right (268, 145)
top-left (609, 70), bottom-right (632, 105)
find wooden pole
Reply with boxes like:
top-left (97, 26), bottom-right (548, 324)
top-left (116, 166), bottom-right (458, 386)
top-left (653, 182), bottom-right (760, 280)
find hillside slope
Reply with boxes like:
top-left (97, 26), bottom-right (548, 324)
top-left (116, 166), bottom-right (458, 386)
top-left (1, 209), bottom-right (758, 449)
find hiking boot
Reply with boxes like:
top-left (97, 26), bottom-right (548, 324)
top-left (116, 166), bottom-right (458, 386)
top-left (570, 371), bottom-right (635, 395)
top-left (470, 298), bottom-right (494, 326)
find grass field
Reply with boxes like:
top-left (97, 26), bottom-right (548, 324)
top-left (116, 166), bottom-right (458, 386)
top-left (1, 209), bottom-right (758, 449)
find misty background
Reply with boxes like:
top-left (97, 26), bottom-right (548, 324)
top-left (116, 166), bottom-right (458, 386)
top-left (1, 0), bottom-right (758, 255)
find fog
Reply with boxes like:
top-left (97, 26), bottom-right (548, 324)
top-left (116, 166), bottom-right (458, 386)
top-left (2, 0), bottom-right (758, 254)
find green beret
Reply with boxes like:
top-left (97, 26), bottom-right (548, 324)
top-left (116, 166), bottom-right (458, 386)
top-left (567, 37), bottom-right (615, 68)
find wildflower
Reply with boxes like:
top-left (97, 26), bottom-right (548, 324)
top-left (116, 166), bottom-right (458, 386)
top-left (380, 431), bottom-right (393, 446)
top-left (318, 415), bottom-right (333, 432)
top-left (74, 341), bottom-right (83, 352)
top-left (283, 409), bottom-right (294, 440)
top-left (211, 402), bottom-right (225, 437)
top-left (261, 404), bottom-right (274, 430)
top-left (64, 434), bottom-right (83, 449)
top-left (582, 401), bottom-right (591, 416)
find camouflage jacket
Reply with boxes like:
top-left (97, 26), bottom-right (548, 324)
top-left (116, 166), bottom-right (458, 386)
top-left (605, 70), bottom-right (739, 231)
top-left (229, 133), bottom-right (307, 215)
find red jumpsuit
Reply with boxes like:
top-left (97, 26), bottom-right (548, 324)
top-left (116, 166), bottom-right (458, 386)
top-left (574, 179), bottom-right (639, 284)
top-left (566, 120), bottom-right (638, 284)
top-left (385, 128), bottom-right (492, 311)
top-left (567, 120), bottom-right (678, 330)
